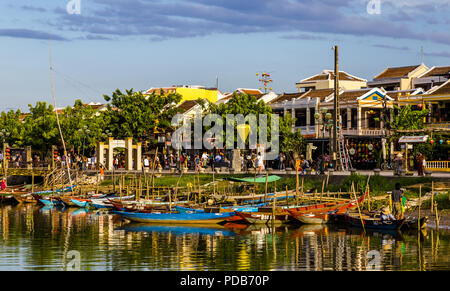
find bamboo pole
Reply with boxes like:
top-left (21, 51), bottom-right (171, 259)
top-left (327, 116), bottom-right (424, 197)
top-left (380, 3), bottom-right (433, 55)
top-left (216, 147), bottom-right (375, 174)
top-left (264, 171), bottom-right (268, 203)
top-left (352, 182), bottom-right (366, 235)
top-left (31, 172), bottom-right (35, 194)
top-left (286, 185), bottom-right (289, 207)
top-left (434, 201), bottom-right (439, 232)
top-left (418, 185), bottom-right (421, 230)
top-left (431, 181), bottom-right (434, 214)
top-left (296, 164), bottom-right (299, 205)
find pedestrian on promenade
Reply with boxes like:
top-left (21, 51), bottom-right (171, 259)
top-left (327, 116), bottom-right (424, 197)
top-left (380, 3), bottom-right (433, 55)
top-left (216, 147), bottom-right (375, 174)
top-left (417, 153), bottom-right (424, 176)
top-left (391, 182), bottom-right (403, 219)
top-left (394, 153), bottom-right (403, 176)
top-left (1, 178), bottom-right (6, 191)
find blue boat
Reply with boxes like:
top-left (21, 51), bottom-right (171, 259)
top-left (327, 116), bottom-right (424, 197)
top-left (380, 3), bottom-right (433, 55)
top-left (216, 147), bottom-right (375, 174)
top-left (174, 204), bottom-right (265, 214)
top-left (39, 198), bottom-right (65, 207)
top-left (34, 185), bottom-right (77, 195)
top-left (70, 198), bottom-right (91, 208)
top-left (113, 210), bottom-right (236, 224)
top-left (116, 223), bottom-right (236, 236)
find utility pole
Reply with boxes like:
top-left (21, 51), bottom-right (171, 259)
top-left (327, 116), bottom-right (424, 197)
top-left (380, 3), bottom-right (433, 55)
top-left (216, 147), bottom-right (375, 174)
top-left (333, 45), bottom-right (339, 169)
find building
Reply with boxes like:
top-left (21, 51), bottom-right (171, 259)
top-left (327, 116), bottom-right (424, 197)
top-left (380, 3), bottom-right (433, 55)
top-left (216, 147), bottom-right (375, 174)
top-left (296, 70), bottom-right (367, 92)
top-left (413, 66), bottom-right (450, 91)
top-left (367, 64), bottom-right (429, 91)
top-left (216, 88), bottom-right (278, 104)
top-left (144, 85), bottom-right (223, 104)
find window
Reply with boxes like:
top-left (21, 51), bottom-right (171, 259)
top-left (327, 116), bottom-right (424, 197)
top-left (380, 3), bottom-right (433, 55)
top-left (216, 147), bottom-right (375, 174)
top-left (295, 108), bottom-right (307, 127)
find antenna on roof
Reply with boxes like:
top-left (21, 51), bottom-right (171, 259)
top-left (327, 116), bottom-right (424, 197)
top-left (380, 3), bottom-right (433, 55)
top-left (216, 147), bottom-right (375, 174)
top-left (420, 46), bottom-right (424, 64)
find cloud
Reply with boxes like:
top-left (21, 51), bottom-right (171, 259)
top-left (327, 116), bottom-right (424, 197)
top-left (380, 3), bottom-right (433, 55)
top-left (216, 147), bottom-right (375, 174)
top-left (424, 51), bottom-right (450, 58)
top-left (0, 29), bottom-right (67, 41)
top-left (21, 5), bottom-right (47, 12)
top-left (280, 34), bottom-right (328, 41)
top-left (372, 44), bottom-right (410, 51)
top-left (6, 0), bottom-right (450, 46)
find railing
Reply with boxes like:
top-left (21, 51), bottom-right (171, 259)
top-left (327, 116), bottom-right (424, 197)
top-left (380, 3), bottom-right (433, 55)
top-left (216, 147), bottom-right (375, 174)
top-left (321, 128), bottom-right (384, 137)
top-left (425, 161), bottom-right (450, 172)
top-left (425, 122), bottom-right (450, 129)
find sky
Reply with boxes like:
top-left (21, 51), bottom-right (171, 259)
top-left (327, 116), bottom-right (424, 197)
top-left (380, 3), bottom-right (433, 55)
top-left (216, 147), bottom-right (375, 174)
top-left (1, 0), bottom-right (450, 112)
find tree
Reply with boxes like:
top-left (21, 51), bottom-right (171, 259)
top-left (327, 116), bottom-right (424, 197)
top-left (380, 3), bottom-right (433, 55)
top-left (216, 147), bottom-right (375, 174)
top-left (21, 102), bottom-right (60, 152)
top-left (208, 92), bottom-right (274, 147)
top-left (0, 109), bottom-right (24, 147)
top-left (102, 89), bottom-right (182, 140)
top-left (61, 99), bottom-right (105, 155)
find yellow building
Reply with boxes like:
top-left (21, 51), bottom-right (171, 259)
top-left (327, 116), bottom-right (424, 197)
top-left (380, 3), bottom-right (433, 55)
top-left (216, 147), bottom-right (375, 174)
top-left (144, 85), bottom-right (222, 103)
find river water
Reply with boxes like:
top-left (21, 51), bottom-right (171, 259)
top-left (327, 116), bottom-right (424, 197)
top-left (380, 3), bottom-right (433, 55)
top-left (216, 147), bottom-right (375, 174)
top-left (0, 204), bottom-right (449, 271)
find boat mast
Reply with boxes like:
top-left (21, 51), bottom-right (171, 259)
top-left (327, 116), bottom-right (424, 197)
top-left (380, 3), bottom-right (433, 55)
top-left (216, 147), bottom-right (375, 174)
top-left (49, 38), bottom-right (73, 190)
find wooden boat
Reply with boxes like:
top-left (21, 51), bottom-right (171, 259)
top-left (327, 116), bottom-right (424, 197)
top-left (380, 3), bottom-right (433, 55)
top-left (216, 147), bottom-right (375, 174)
top-left (13, 193), bottom-right (37, 204)
top-left (0, 193), bottom-right (17, 204)
top-left (39, 196), bottom-right (65, 207)
top-left (113, 210), bottom-right (237, 224)
top-left (233, 211), bottom-right (288, 225)
top-left (401, 216), bottom-right (428, 230)
top-left (338, 213), bottom-right (406, 230)
top-left (229, 191), bottom-right (368, 225)
top-left (287, 210), bottom-right (330, 224)
top-left (109, 200), bottom-right (167, 213)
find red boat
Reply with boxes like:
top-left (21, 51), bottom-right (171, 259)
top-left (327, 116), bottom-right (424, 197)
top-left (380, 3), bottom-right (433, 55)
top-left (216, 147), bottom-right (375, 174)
top-left (227, 191), bottom-right (368, 224)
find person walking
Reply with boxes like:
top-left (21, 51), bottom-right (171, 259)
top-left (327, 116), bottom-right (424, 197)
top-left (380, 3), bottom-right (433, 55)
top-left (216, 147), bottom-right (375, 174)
top-left (391, 182), bottom-right (403, 219)
top-left (394, 153), bottom-right (403, 176)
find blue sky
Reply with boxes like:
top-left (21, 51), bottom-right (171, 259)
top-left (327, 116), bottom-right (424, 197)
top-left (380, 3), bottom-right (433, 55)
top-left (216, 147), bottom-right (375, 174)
top-left (1, 0), bottom-right (450, 111)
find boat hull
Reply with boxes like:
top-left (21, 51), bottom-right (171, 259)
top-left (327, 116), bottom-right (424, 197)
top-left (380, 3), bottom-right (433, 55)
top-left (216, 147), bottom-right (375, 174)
top-left (113, 211), bottom-right (236, 224)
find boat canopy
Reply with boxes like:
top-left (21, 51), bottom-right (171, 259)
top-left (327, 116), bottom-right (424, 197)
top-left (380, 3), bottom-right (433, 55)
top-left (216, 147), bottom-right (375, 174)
top-left (224, 175), bottom-right (281, 183)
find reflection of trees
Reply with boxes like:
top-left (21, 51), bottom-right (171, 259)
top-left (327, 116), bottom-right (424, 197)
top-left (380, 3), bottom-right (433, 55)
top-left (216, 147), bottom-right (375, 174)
top-left (1, 206), bottom-right (450, 271)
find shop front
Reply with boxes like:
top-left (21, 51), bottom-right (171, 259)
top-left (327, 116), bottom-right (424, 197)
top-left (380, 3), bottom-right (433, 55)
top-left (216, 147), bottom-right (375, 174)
top-left (346, 137), bottom-right (383, 170)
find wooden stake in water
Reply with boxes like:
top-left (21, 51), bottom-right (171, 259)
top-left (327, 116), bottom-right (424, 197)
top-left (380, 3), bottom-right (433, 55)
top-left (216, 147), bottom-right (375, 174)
top-left (434, 201), bottom-right (439, 232)
top-left (431, 181), bottom-right (434, 214)
top-left (418, 185), bottom-right (421, 230)
top-left (352, 182), bottom-right (366, 235)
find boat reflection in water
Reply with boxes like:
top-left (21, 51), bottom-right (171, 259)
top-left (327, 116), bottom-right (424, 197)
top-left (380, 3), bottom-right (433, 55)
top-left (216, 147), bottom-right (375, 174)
top-left (116, 223), bottom-right (237, 237)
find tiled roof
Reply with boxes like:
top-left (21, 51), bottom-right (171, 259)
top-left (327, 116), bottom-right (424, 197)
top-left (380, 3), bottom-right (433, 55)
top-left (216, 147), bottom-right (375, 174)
top-left (269, 92), bottom-right (304, 104)
top-left (302, 88), bottom-right (335, 101)
top-left (373, 65), bottom-right (420, 80)
top-left (300, 70), bottom-right (366, 83)
top-left (426, 79), bottom-right (450, 96)
top-left (177, 100), bottom-right (198, 112)
top-left (237, 88), bottom-right (263, 95)
top-left (420, 66), bottom-right (450, 78)
top-left (338, 89), bottom-right (372, 101)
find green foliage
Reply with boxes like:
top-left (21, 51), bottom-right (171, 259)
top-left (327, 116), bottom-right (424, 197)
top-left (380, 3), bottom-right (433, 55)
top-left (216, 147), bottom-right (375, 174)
top-left (21, 102), bottom-right (60, 152)
top-left (208, 93), bottom-right (274, 146)
top-left (61, 99), bottom-right (105, 154)
top-left (102, 89), bottom-right (182, 140)
top-left (0, 109), bottom-right (24, 147)
top-left (390, 105), bottom-right (428, 133)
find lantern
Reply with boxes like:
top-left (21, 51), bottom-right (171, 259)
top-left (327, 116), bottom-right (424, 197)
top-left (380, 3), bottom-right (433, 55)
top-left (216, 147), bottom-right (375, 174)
top-left (430, 139), bottom-right (434, 145)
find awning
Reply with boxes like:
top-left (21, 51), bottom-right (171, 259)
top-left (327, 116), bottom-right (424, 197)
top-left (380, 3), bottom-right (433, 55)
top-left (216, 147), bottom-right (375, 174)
top-left (225, 175), bottom-right (281, 183)
top-left (398, 135), bottom-right (428, 143)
